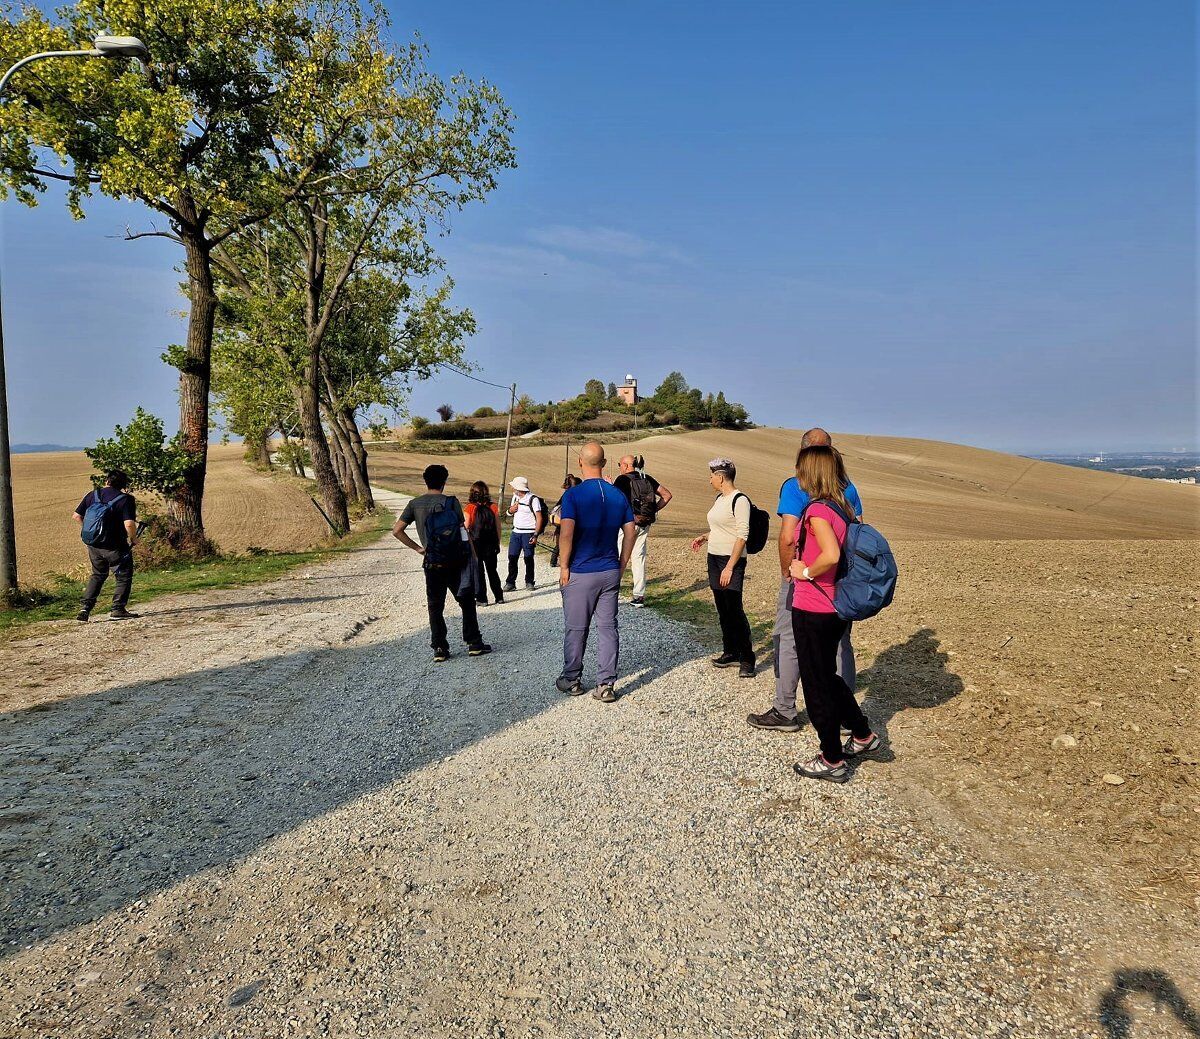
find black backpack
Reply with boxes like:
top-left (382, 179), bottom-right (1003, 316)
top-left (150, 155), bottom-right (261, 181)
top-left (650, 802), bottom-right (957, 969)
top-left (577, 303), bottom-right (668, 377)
top-left (470, 502), bottom-right (499, 553)
top-left (423, 497), bottom-right (469, 568)
top-left (732, 492), bottom-right (771, 554)
top-left (628, 473), bottom-right (659, 525)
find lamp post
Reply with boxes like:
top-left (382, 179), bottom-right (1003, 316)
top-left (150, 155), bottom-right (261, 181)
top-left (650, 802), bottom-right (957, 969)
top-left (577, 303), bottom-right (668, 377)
top-left (0, 35), bottom-right (149, 600)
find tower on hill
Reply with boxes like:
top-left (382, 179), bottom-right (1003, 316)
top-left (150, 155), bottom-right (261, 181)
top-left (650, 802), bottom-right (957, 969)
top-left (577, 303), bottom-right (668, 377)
top-left (617, 374), bottom-right (638, 406)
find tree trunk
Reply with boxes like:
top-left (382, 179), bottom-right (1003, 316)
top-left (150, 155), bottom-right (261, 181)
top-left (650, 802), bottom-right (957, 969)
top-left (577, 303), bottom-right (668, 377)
top-left (322, 400), bottom-right (371, 506)
top-left (170, 232), bottom-right (217, 532)
top-left (341, 407), bottom-right (375, 510)
top-left (326, 411), bottom-right (355, 501)
top-left (246, 428), bottom-right (272, 469)
top-left (299, 368), bottom-right (349, 534)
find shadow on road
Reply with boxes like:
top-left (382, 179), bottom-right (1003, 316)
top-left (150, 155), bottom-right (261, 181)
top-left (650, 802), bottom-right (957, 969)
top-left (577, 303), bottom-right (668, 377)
top-left (1097, 969), bottom-right (1200, 1037)
top-left (1, 590), bottom-right (647, 957)
top-left (147, 594), bottom-right (356, 617)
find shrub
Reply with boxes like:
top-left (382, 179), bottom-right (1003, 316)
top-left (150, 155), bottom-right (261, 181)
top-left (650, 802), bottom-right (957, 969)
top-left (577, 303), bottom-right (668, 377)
top-left (413, 419), bottom-right (481, 440)
top-left (410, 415), bottom-right (430, 431)
top-left (133, 513), bottom-right (218, 568)
top-left (472, 406), bottom-right (497, 418)
top-left (435, 403), bottom-right (455, 422)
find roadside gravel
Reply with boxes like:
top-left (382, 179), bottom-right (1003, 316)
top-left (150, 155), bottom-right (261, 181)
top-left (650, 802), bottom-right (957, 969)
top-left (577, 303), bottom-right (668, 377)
top-left (0, 491), bottom-right (1173, 1037)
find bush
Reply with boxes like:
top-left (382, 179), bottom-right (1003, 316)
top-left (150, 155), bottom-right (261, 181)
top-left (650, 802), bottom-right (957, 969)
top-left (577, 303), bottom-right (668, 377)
top-left (410, 415), bottom-right (430, 431)
top-left (472, 406), bottom-right (497, 418)
top-left (132, 513), bottom-right (218, 569)
top-left (413, 419), bottom-right (481, 440)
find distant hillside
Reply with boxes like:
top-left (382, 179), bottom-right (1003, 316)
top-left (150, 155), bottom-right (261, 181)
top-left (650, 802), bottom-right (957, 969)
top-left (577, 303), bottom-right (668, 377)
top-left (368, 426), bottom-right (1200, 541)
top-left (12, 443), bottom-right (84, 454)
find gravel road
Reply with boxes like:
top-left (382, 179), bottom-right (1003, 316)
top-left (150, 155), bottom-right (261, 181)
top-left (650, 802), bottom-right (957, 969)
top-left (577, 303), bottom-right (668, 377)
top-left (0, 491), bottom-right (1181, 1037)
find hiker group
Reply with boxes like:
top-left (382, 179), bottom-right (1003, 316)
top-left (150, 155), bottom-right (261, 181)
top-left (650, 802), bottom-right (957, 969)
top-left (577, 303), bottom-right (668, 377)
top-left (389, 428), bottom-right (896, 785)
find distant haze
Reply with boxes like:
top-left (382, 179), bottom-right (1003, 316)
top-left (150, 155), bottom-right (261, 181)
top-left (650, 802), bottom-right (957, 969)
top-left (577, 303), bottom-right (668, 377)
top-left (1, 1), bottom-right (1194, 455)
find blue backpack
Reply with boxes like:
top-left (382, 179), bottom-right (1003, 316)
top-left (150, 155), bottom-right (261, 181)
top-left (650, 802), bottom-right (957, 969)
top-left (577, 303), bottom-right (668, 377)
top-left (80, 489), bottom-right (127, 547)
top-left (798, 500), bottom-right (897, 621)
top-left (423, 497), bottom-right (469, 568)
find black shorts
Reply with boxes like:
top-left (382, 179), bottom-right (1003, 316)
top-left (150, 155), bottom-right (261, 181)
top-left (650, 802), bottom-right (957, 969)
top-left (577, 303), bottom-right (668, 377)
top-left (707, 553), bottom-right (747, 593)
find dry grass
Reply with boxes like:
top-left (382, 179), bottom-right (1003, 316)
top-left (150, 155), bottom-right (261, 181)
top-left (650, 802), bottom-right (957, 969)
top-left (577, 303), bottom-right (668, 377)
top-left (13, 444), bottom-right (330, 581)
top-left (367, 426), bottom-right (1200, 541)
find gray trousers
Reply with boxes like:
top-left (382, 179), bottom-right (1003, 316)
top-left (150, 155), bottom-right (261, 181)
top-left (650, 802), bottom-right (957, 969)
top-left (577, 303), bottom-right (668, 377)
top-left (773, 578), bottom-right (855, 718)
top-left (560, 568), bottom-right (622, 686)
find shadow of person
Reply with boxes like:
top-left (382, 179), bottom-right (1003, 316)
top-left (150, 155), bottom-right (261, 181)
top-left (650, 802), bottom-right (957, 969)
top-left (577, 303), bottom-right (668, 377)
top-left (851, 627), bottom-right (965, 761)
top-left (1097, 968), bottom-right (1200, 1037)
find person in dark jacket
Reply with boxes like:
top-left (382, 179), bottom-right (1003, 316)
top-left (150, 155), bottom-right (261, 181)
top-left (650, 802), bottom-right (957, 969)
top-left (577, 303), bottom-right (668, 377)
top-left (73, 469), bottom-right (139, 622)
top-left (466, 481), bottom-right (504, 606)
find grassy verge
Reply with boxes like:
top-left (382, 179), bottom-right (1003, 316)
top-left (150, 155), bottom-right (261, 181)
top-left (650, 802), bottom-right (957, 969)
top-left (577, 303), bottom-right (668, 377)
top-left (0, 507), bottom-right (394, 634)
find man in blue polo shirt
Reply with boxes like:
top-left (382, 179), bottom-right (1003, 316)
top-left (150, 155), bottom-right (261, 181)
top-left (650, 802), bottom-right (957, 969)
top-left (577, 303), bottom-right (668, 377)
top-left (747, 428), bottom-right (863, 732)
top-left (555, 441), bottom-right (636, 703)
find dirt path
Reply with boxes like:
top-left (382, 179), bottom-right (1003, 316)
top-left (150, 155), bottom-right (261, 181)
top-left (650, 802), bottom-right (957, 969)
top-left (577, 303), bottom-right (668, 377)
top-left (0, 491), bottom-right (1192, 1038)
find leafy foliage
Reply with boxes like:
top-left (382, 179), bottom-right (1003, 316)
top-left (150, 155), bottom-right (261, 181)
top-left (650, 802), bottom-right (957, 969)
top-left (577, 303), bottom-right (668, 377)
top-left (435, 403), bottom-right (455, 423)
top-left (85, 408), bottom-right (197, 497)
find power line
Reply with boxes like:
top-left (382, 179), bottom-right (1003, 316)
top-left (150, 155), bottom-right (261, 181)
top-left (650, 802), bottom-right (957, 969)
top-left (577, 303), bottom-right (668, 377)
top-left (435, 361), bottom-right (513, 393)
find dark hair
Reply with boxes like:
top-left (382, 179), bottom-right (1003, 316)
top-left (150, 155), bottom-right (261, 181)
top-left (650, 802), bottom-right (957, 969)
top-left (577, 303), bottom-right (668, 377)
top-left (106, 470), bottom-right (130, 491)
top-left (423, 464), bottom-right (449, 489)
top-left (562, 474), bottom-right (581, 490)
top-left (469, 480), bottom-right (491, 504)
top-left (633, 455), bottom-right (645, 470)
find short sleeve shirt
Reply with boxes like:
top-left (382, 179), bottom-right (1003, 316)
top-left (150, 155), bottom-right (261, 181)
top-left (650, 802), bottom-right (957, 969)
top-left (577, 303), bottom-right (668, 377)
top-left (75, 487), bottom-right (137, 550)
top-left (560, 479), bottom-right (635, 573)
top-left (792, 502), bottom-right (848, 613)
top-left (776, 478), bottom-right (862, 519)
top-left (400, 493), bottom-right (465, 547)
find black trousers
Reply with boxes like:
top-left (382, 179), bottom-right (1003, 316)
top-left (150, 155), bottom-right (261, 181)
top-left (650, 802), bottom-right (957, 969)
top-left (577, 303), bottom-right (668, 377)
top-left (791, 607), bottom-right (871, 762)
top-left (424, 563), bottom-right (482, 651)
top-left (708, 554), bottom-right (753, 663)
top-left (81, 546), bottom-right (133, 610)
top-left (474, 549), bottom-right (504, 604)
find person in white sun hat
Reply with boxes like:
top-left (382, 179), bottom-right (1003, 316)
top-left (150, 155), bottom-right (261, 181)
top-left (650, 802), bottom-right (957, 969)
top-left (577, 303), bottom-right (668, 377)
top-left (504, 475), bottom-right (545, 591)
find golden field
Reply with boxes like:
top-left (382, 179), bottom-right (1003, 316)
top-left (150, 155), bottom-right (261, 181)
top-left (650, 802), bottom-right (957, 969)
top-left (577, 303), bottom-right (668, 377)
top-left (12, 443), bottom-right (330, 581)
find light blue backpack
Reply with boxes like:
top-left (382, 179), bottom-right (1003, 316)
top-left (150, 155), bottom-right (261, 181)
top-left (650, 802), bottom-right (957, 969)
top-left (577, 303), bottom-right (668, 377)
top-left (80, 489), bottom-right (126, 546)
top-left (798, 500), bottom-right (897, 621)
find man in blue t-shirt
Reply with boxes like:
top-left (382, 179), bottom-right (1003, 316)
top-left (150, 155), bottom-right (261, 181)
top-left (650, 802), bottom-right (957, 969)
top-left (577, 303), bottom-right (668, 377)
top-left (555, 441), bottom-right (636, 703)
top-left (72, 469), bottom-right (140, 622)
top-left (747, 428), bottom-right (864, 732)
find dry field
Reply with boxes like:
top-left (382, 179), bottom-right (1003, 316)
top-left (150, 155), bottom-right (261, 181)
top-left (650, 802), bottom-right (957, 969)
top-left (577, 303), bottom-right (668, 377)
top-left (12, 444), bottom-right (330, 581)
top-left (371, 428), bottom-right (1200, 917)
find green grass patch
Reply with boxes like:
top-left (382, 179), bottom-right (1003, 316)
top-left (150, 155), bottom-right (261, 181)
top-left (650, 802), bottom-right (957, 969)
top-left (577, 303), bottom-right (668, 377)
top-left (0, 507), bottom-right (394, 634)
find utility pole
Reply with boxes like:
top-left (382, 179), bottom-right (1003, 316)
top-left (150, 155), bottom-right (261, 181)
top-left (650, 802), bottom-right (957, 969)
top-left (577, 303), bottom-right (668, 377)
top-left (498, 382), bottom-right (516, 537)
top-left (0, 37), bottom-right (150, 601)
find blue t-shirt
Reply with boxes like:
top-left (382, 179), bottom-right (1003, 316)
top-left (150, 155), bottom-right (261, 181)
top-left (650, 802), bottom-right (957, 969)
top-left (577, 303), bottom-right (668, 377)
top-left (560, 478), bottom-right (635, 573)
top-left (776, 477), bottom-right (863, 519)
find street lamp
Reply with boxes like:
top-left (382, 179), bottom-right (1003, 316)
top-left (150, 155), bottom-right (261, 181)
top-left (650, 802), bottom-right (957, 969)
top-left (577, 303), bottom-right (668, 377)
top-left (0, 36), bottom-right (149, 600)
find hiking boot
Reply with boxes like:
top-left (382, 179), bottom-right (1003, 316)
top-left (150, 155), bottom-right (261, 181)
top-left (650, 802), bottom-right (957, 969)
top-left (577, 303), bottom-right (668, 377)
top-left (468, 642), bottom-right (492, 657)
top-left (476, 599), bottom-right (490, 608)
top-left (433, 647), bottom-right (452, 663)
top-left (494, 595), bottom-right (506, 605)
top-left (747, 708), bottom-right (801, 732)
top-left (75, 609), bottom-right (90, 623)
top-left (793, 754), bottom-right (850, 784)
top-left (630, 597), bottom-right (646, 608)
top-left (738, 660), bottom-right (756, 679)
top-left (711, 652), bottom-right (738, 668)
top-left (108, 607), bottom-right (140, 620)
top-left (502, 582), bottom-right (517, 593)
top-left (842, 732), bottom-right (882, 758)
top-left (525, 581), bottom-right (536, 591)
top-left (555, 676), bottom-right (586, 696)
top-left (593, 684), bottom-right (617, 703)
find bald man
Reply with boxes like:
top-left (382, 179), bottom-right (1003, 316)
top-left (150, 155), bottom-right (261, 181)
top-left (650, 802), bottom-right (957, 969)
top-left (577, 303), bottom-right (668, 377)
top-left (555, 441), bottom-right (637, 702)
top-left (747, 427), bottom-right (864, 732)
top-left (613, 454), bottom-right (673, 607)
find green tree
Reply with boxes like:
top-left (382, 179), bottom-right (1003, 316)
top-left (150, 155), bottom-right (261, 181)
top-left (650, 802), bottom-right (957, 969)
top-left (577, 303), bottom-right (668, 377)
top-left (86, 408), bottom-right (194, 498)
top-left (654, 371), bottom-right (689, 400)
top-left (606, 381), bottom-right (618, 400)
top-left (584, 378), bottom-right (606, 399)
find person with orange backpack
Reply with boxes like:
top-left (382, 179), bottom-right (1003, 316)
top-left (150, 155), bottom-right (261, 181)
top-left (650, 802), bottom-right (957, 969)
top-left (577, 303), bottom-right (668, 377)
top-left (465, 480), bottom-right (504, 606)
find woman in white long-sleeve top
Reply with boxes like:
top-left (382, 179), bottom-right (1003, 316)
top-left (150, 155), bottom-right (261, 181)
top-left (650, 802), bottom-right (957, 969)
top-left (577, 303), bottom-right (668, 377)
top-left (690, 457), bottom-right (755, 678)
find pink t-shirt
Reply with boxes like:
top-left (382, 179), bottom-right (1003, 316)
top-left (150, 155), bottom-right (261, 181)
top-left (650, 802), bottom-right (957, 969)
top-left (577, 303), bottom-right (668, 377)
top-left (792, 503), bottom-right (848, 613)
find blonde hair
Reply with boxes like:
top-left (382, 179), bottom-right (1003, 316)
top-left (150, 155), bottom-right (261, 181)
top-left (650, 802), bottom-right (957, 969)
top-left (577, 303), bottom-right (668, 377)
top-left (795, 446), bottom-right (857, 522)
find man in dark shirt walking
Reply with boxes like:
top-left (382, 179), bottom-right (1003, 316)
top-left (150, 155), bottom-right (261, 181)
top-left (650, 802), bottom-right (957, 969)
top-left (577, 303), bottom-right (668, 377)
top-left (73, 469), bottom-right (139, 622)
top-left (392, 464), bottom-right (493, 663)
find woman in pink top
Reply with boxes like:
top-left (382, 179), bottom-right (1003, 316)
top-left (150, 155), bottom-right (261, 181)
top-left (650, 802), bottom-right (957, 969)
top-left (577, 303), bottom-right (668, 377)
top-left (787, 446), bottom-right (881, 783)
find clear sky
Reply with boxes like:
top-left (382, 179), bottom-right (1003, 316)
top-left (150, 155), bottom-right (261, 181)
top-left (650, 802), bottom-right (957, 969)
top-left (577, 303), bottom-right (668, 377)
top-left (1, 1), bottom-right (1195, 454)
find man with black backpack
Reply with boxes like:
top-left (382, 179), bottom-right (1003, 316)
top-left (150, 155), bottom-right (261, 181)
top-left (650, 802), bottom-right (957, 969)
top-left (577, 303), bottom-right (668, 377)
top-left (614, 454), bottom-right (673, 608)
top-left (393, 464), bottom-right (493, 663)
top-left (73, 469), bottom-right (139, 622)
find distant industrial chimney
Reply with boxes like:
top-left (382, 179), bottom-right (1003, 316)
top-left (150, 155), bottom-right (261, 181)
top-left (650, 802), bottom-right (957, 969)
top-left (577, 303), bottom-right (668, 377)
top-left (617, 374), bottom-right (638, 406)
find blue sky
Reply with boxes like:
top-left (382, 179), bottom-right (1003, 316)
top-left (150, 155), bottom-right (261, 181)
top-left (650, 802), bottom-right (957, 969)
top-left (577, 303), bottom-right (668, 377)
top-left (1, 1), bottom-right (1194, 453)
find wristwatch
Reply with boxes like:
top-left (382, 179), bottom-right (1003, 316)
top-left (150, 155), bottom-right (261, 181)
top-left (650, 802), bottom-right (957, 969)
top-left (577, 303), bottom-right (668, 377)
top-left (801, 566), bottom-right (812, 581)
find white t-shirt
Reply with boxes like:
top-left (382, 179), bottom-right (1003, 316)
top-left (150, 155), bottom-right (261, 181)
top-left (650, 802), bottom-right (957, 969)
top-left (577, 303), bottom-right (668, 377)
top-left (510, 492), bottom-right (543, 533)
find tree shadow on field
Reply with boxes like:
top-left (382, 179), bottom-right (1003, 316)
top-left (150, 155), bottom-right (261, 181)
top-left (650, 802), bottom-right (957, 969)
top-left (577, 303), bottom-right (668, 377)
top-left (0, 593), bottom-right (575, 958)
top-left (855, 628), bottom-right (964, 755)
top-left (1096, 969), bottom-right (1200, 1037)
